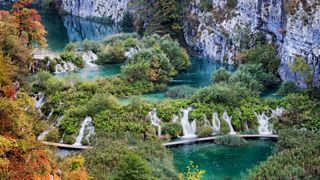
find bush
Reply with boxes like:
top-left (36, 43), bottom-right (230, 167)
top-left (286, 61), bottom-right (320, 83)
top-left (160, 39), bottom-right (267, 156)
top-left (196, 126), bottom-right (213, 137)
top-left (214, 135), bottom-right (247, 146)
top-left (116, 151), bottom-right (152, 180)
top-left (85, 93), bottom-right (119, 116)
top-left (97, 44), bottom-right (126, 64)
top-left (220, 120), bottom-right (231, 135)
top-left (60, 51), bottom-right (84, 67)
top-left (249, 129), bottom-right (320, 178)
top-left (121, 11), bottom-right (134, 29)
top-left (161, 123), bottom-right (182, 138)
top-left (238, 44), bottom-right (280, 75)
top-left (82, 39), bottom-right (101, 53)
top-left (277, 81), bottom-right (301, 96)
top-left (122, 48), bottom-right (172, 83)
top-left (191, 83), bottom-right (252, 106)
top-left (226, 0), bottom-right (238, 9)
top-left (45, 128), bottom-right (60, 142)
top-left (212, 68), bottom-right (231, 83)
top-left (165, 85), bottom-right (196, 98)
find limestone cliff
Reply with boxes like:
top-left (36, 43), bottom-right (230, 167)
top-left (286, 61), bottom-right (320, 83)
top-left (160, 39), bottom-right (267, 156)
top-left (60, 0), bottom-right (320, 87)
top-left (184, 0), bottom-right (320, 87)
top-left (61, 0), bottom-right (129, 22)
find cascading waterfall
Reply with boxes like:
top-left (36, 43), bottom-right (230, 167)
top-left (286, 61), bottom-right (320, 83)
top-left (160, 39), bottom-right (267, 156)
top-left (55, 61), bottom-right (77, 73)
top-left (256, 107), bottom-right (285, 135)
top-left (212, 112), bottom-right (221, 134)
top-left (85, 124), bottom-right (95, 145)
top-left (124, 46), bottom-right (140, 59)
top-left (35, 92), bottom-right (45, 109)
top-left (180, 107), bottom-right (197, 138)
top-left (82, 51), bottom-right (98, 67)
top-left (255, 112), bottom-right (272, 135)
top-left (148, 108), bottom-right (162, 137)
top-left (223, 111), bottom-right (236, 135)
top-left (271, 107), bottom-right (285, 118)
top-left (74, 116), bottom-right (92, 146)
top-left (37, 116), bottom-right (64, 141)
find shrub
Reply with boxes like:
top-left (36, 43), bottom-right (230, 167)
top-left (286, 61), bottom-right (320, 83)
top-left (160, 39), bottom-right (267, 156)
top-left (277, 81), bottom-right (301, 96)
top-left (249, 129), bottom-right (320, 178)
top-left (226, 0), bottom-right (238, 9)
top-left (237, 44), bottom-right (280, 75)
top-left (214, 135), bottom-right (247, 146)
top-left (60, 51), bottom-right (84, 67)
top-left (196, 126), bottom-right (213, 137)
top-left (97, 44), bottom-right (126, 64)
top-left (161, 123), bottom-right (182, 138)
top-left (191, 83), bottom-right (251, 106)
top-left (122, 48), bottom-right (172, 83)
top-left (121, 11), bottom-right (134, 30)
top-left (220, 120), bottom-right (231, 134)
top-left (115, 151), bottom-right (152, 180)
top-left (212, 68), bottom-right (231, 83)
top-left (165, 85), bottom-right (196, 98)
top-left (45, 128), bottom-right (60, 142)
top-left (199, 0), bottom-right (213, 11)
top-left (85, 93), bottom-right (119, 116)
top-left (82, 39), bottom-right (101, 53)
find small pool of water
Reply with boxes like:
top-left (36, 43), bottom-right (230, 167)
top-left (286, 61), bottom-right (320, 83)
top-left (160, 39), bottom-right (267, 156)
top-left (170, 139), bottom-right (275, 180)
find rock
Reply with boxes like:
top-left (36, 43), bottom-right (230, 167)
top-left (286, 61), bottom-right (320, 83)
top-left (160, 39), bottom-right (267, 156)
top-left (61, 0), bottom-right (129, 23)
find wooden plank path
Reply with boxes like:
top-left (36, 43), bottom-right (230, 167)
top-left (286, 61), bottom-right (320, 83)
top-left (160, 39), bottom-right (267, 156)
top-left (42, 141), bottom-right (92, 150)
top-left (162, 134), bottom-right (278, 147)
top-left (33, 49), bottom-right (60, 60)
top-left (42, 134), bottom-right (278, 150)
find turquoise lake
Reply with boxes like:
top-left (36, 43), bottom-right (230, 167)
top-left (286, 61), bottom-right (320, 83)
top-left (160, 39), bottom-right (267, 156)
top-left (170, 139), bottom-right (275, 180)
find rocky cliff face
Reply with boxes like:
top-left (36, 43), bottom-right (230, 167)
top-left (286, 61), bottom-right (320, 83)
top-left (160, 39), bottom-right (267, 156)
top-left (61, 0), bottom-right (129, 22)
top-left (60, 0), bottom-right (320, 87)
top-left (184, 0), bottom-right (320, 87)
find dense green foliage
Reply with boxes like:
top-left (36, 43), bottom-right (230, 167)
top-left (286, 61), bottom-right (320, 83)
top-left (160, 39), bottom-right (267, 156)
top-left (83, 132), bottom-right (178, 179)
top-left (249, 129), bottom-right (320, 179)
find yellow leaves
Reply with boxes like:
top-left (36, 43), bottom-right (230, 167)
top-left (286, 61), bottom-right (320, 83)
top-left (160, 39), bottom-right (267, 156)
top-left (179, 161), bottom-right (206, 180)
top-left (61, 155), bottom-right (88, 180)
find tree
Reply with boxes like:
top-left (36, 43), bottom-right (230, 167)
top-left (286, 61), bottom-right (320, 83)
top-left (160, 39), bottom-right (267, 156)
top-left (13, 0), bottom-right (47, 47)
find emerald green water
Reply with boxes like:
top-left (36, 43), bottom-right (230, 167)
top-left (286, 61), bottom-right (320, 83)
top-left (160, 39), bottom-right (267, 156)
top-left (170, 139), bottom-right (275, 180)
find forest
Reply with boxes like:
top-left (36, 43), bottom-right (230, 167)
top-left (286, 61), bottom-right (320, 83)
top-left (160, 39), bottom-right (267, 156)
top-left (0, 0), bottom-right (319, 179)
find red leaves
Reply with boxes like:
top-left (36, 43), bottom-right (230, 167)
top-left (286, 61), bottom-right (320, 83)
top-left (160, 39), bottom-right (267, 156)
top-left (3, 86), bottom-right (17, 100)
top-left (12, 0), bottom-right (47, 48)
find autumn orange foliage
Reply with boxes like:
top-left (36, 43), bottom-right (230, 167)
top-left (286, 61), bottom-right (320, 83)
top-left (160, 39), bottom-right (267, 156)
top-left (12, 0), bottom-right (47, 47)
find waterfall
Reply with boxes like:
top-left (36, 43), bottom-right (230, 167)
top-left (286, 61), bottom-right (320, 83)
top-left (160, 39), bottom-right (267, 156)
top-left (255, 112), bottom-right (273, 135)
top-left (35, 92), bottom-right (45, 109)
top-left (180, 107), bottom-right (197, 138)
top-left (55, 61), bottom-right (77, 73)
top-left (148, 108), bottom-right (162, 137)
top-left (271, 107), bottom-right (285, 118)
top-left (172, 114), bottom-right (179, 123)
top-left (85, 125), bottom-right (95, 145)
top-left (223, 111), bottom-right (236, 135)
top-left (124, 47), bottom-right (140, 59)
top-left (74, 116), bottom-right (92, 146)
top-left (37, 116), bottom-right (64, 141)
top-left (82, 51), bottom-right (98, 67)
top-left (212, 112), bottom-right (221, 134)
top-left (55, 64), bottom-right (65, 73)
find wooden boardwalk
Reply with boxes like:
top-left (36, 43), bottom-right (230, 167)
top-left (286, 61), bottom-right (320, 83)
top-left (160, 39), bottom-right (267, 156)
top-left (42, 134), bottom-right (278, 150)
top-left (162, 134), bottom-right (278, 147)
top-left (33, 49), bottom-right (60, 60)
top-left (42, 141), bottom-right (92, 150)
